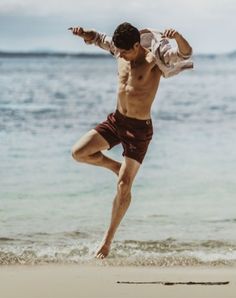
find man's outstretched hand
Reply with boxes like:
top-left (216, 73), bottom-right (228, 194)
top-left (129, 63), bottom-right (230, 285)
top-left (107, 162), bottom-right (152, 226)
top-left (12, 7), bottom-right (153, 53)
top-left (68, 26), bottom-right (84, 36)
top-left (68, 26), bottom-right (95, 42)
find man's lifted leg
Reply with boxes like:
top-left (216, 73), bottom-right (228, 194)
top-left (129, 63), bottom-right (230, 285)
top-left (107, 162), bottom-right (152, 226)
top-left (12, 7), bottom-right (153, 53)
top-left (72, 129), bottom-right (121, 175)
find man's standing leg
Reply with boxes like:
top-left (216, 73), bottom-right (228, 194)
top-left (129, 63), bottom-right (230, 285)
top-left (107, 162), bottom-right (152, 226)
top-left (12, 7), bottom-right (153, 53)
top-left (95, 157), bottom-right (140, 259)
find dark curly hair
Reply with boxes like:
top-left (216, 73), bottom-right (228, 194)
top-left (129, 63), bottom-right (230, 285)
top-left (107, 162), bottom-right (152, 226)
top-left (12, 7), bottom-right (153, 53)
top-left (112, 22), bottom-right (140, 50)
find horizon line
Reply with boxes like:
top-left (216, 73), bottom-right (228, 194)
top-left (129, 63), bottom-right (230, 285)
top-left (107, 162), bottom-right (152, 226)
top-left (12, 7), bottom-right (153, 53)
top-left (0, 50), bottom-right (235, 57)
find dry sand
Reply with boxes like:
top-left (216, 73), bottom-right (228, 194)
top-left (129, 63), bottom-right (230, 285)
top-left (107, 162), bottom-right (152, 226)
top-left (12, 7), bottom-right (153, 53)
top-left (0, 264), bottom-right (235, 298)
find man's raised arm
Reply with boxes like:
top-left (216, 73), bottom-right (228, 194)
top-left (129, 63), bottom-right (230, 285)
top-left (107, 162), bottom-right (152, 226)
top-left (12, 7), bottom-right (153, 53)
top-left (69, 26), bottom-right (115, 55)
top-left (162, 28), bottom-right (192, 59)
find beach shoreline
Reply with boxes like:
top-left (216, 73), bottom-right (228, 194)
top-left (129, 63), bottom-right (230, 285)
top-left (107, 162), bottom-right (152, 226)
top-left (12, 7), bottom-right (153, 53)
top-left (0, 264), bottom-right (235, 298)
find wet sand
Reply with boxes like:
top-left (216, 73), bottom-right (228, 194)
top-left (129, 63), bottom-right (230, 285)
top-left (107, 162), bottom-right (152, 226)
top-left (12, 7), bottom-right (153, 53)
top-left (0, 265), bottom-right (235, 298)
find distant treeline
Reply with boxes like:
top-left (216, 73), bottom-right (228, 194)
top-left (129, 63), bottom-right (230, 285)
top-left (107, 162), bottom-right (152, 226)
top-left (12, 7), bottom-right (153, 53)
top-left (0, 52), bottom-right (111, 58)
top-left (0, 51), bottom-right (235, 59)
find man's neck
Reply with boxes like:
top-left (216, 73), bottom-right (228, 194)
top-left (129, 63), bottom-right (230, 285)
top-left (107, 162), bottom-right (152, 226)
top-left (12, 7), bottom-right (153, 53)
top-left (131, 46), bottom-right (147, 66)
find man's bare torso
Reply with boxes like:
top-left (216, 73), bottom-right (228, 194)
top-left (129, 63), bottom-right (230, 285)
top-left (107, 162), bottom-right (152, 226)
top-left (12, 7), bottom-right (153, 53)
top-left (117, 48), bottom-right (161, 120)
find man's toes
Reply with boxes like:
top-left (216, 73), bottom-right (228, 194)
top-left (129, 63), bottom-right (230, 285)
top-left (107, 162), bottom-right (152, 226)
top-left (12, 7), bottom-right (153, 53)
top-left (96, 252), bottom-right (102, 258)
top-left (96, 252), bottom-right (105, 259)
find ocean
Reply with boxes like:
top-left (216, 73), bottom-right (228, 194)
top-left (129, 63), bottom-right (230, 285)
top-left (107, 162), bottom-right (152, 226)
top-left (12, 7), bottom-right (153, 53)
top-left (0, 53), bottom-right (236, 266)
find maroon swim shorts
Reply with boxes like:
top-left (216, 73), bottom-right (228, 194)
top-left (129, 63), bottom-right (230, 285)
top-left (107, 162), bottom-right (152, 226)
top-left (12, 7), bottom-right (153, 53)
top-left (94, 109), bottom-right (153, 164)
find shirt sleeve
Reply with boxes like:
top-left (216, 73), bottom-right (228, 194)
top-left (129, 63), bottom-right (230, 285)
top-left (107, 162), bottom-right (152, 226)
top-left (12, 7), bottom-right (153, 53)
top-left (141, 29), bottom-right (193, 78)
top-left (158, 39), bottom-right (192, 66)
top-left (84, 31), bottom-right (117, 56)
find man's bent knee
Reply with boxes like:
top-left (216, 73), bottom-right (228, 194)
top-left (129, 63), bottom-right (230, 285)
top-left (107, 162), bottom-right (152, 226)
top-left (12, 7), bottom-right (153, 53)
top-left (117, 177), bottom-right (132, 198)
top-left (71, 130), bottom-right (109, 161)
top-left (72, 148), bottom-right (103, 165)
top-left (71, 147), bottom-right (87, 162)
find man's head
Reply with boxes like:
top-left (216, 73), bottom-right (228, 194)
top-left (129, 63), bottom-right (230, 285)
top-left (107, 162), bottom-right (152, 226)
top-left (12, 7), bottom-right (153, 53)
top-left (112, 22), bottom-right (141, 60)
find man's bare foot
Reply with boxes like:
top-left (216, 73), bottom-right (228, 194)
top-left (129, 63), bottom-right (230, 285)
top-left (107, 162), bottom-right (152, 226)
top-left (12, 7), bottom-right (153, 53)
top-left (95, 243), bottom-right (110, 259)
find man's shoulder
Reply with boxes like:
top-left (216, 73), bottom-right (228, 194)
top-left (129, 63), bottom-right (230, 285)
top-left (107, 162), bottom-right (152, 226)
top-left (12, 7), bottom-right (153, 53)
top-left (145, 50), bottom-right (157, 65)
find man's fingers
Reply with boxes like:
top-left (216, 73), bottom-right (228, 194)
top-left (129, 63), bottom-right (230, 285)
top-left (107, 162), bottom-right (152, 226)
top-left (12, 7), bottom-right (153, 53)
top-left (169, 30), bottom-right (176, 38)
top-left (162, 28), bottom-right (177, 38)
top-left (69, 26), bottom-right (84, 36)
top-left (73, 27), bottom-right (80, 35)
top-left (162, 29), bottom-right (170, 38)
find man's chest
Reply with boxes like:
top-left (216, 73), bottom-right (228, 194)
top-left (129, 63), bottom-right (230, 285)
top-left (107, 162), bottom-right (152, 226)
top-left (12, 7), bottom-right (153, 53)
top-left (117, 60), bottom-right (159, 88)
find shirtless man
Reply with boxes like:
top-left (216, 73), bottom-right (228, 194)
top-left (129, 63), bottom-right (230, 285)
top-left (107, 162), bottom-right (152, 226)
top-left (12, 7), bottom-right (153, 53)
top-left (70, 22), bottom-right (192, 259)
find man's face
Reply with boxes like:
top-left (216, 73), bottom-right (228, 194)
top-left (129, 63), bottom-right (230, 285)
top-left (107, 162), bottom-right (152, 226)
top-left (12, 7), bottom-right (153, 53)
top-left (116, 43), bottom-right (139, 61)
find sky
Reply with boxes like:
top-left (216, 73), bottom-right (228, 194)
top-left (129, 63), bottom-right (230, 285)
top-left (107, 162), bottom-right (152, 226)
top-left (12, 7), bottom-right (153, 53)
top-left (0, 0), bottom-right (235, 54)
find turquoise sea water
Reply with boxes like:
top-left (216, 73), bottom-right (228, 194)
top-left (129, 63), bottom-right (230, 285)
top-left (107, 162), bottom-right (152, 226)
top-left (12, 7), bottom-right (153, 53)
top-left (0, 54), bottom-right (236, 265)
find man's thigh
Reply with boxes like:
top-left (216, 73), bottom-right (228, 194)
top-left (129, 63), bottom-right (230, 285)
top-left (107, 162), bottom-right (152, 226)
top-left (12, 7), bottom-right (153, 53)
top-left (72, 129), bottom-right (110, 157)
